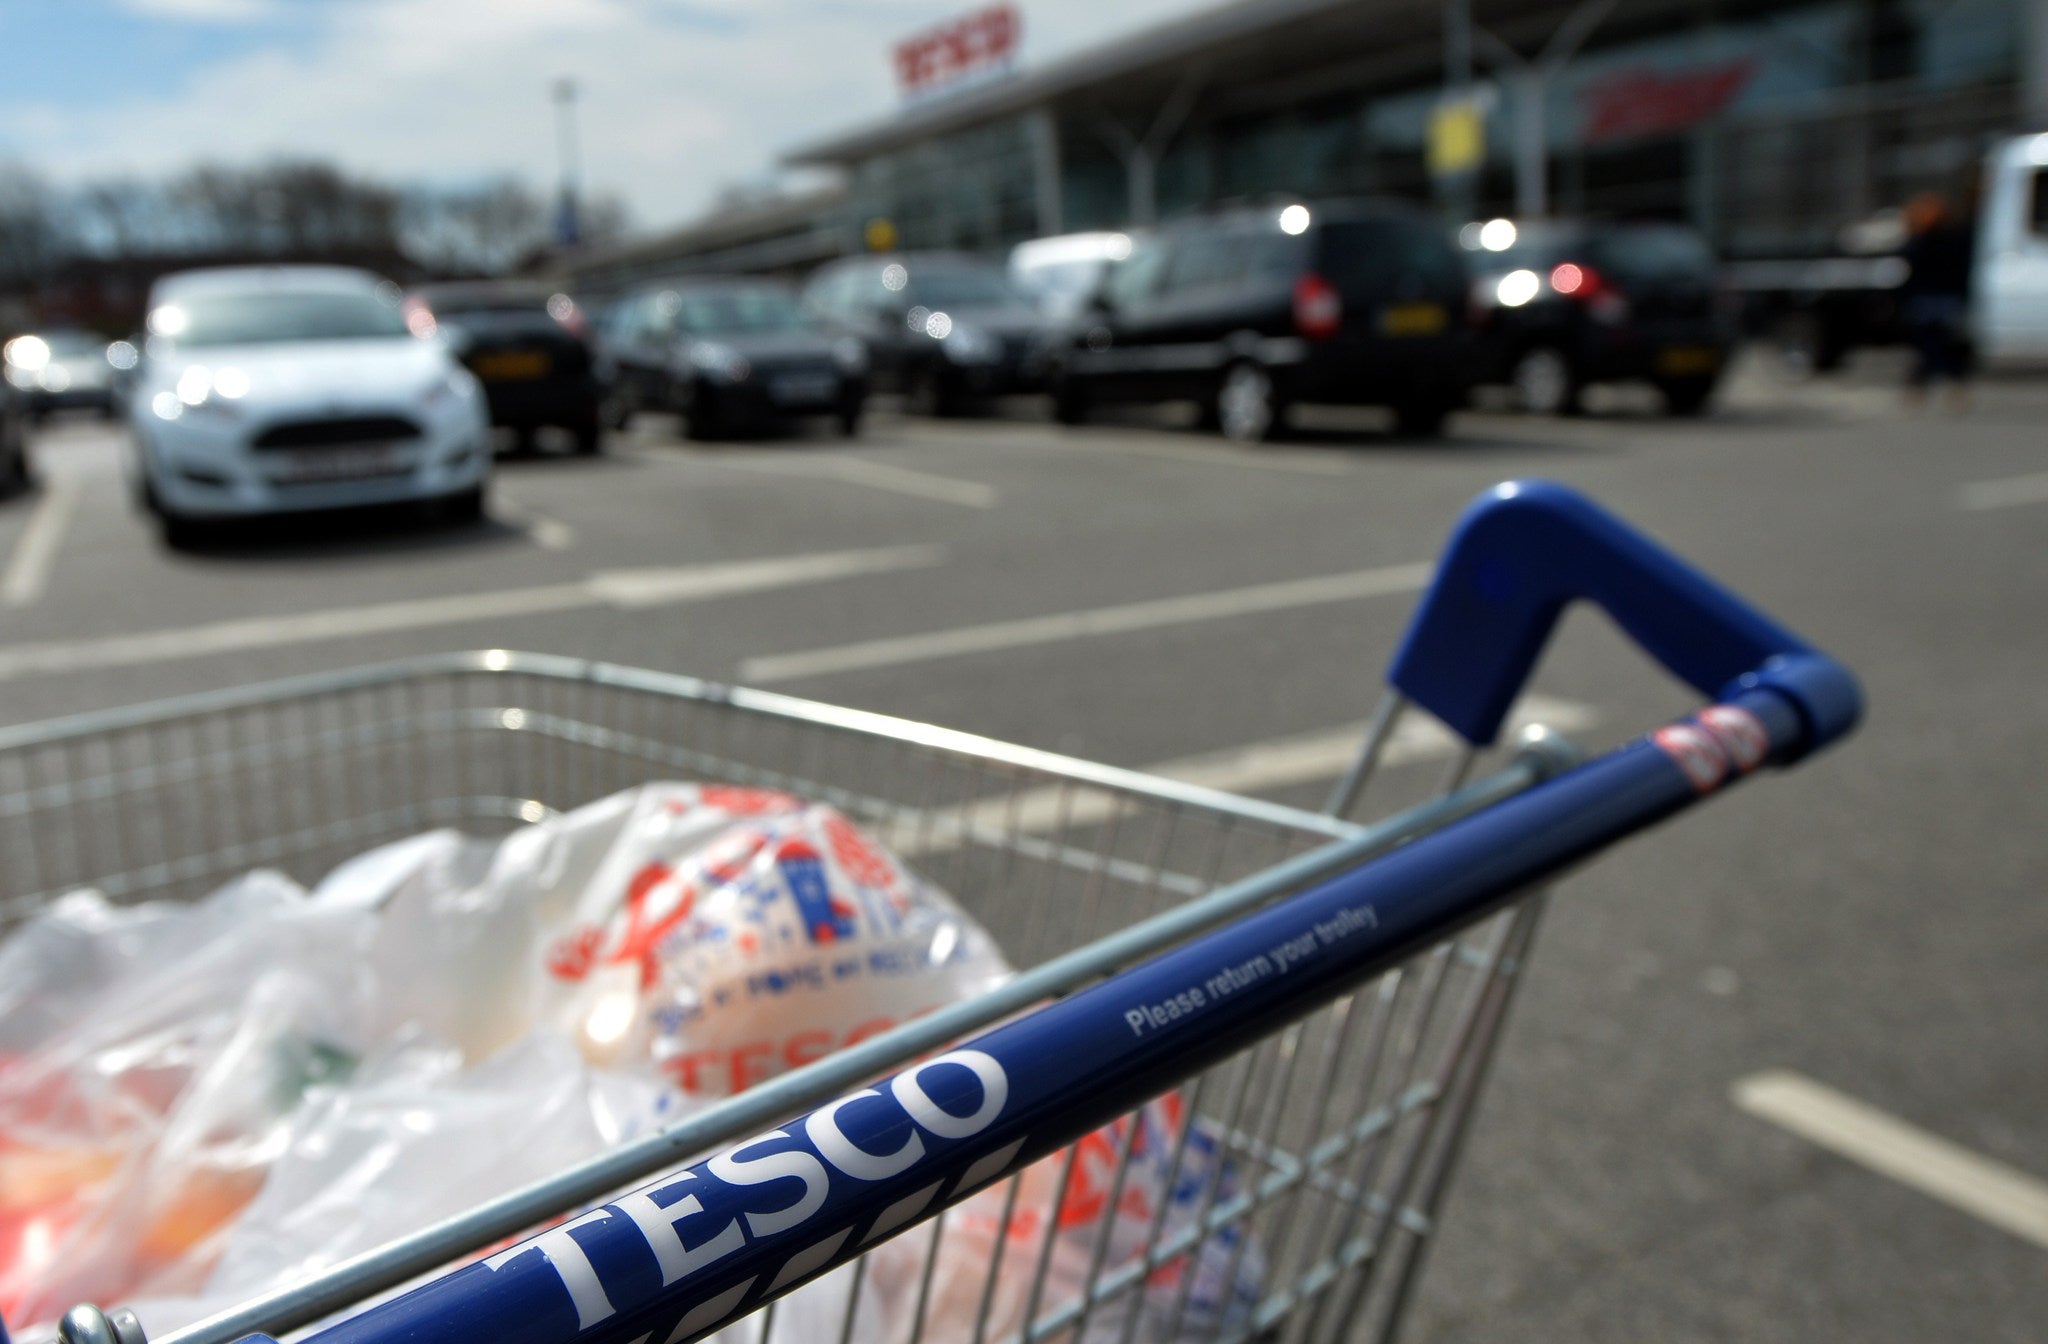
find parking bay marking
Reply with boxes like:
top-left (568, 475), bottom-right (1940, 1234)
top-left (1734, 1070), bottom-right (2048, 1250)
top-left (494, 493), bottom-right (577, 550)
top-left (889, 693), bottom-right (1598, 858)
top-left (708, 454), bottom-right (999, 509)
top-left (2, 475), bottom-right (79, 608)
top-left (739, 559), bottom-right (1435, 684)
top-left (0, 544), bottom-right (942, 683)
top-left (1957, 470), bottom-right (2048, 512)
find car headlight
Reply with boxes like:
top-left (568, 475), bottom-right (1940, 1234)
top-left (941, 325), bottom-right (1001, 365)
top-left (688, 342), bottom-right (752, 384)
top-left (833, 338), bottom-right (869, 374)
top-left (422, 367), bottom-right (477, 412)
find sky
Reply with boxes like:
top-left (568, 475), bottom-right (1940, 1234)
top-left (0, 0), bottom-right (1210, 232)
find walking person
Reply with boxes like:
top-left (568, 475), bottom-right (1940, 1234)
top-left (1898, 191), bottom-right (1976, 412)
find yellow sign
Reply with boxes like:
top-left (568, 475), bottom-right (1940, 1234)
top-left (1427, 100), bottom-right (1486, 177)
top-left (864, 217), bottom-right (899, 252)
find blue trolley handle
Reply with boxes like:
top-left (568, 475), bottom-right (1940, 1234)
top-left (172, 486), bottom-right (1860, 1344)
top-left (1387, 479), bottom-right (1861, 757)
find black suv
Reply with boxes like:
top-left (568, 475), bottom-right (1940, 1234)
top-left (1464, 219), bottom-right (1734, 416)
top-left (1046, 200), bottom-right (1473, 440)
top-left (598, 278), bottom-right (866, 440)
top-left (801, 253), bottom-right (1045, 415)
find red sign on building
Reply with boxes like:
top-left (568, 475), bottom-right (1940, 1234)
top-left (1582, 58), bottom-right (1758, 144)
top-left (894, 5), bottom-right (1021, 100)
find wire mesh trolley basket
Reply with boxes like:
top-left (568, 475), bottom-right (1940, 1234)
top-left (2, 481), bottom-right (1860, 1344)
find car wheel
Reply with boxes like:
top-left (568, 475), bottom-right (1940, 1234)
top-left (683, 401), bottom-right (724, 442)
top-left (440, 483), bottom-right (487, 525)
top-left (572, 418), bottom-right (604, 455)
top-left (1658, 377), bottom-right (1718, 417)
top-left (1215, 362), bottom-right (1284, 443)
top-left (1, 437), bottom-right (28, 496)
top-left (1051, 375), bottom-right (1090, 426)
top-left (1510, 347), bottom-right (1580, 416)
top-left (1392, 400), bottom-right (1453, 438)
top-left (158, 508), bottom-right (207, 551)
top-left (836, 404), bottom-right (863, 438)
top-left (906, 366), bottom-right (964, 418)
top-left (510, 425), bottom-right (541, 456)
top-left (601, 390), bottom-right (633, 432)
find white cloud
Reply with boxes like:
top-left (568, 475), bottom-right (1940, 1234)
top-left (119, 0), bottom-right (279, 23)
top-left (7, 0), bottom-right (1207, 229)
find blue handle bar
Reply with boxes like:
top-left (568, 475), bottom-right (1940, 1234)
top-left (1387, 480), bottom-right (1861, 755)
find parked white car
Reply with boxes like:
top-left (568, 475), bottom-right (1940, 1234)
top-left (1974, 133), bottom-right (2048, 369)
top-left (129, 265), bottom-right (490, 545)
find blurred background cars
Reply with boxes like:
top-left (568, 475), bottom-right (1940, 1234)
top-left (1463, 218), bottom-right (1734, 416)
top-left (3, 328), bottom-right (117, 420)
top-left (1008, 231), bottom-right (1135, 320)
top-left (1047, 200), bottom-right (1472, 441)
top-left (802, 252), bottom-right (1044, 416)
top-left (405, 282), bottom-right (605, 456)
top-left (598, 278), bottom-right (865, 440)
top-left (129, 265), bottom-right (490, 547)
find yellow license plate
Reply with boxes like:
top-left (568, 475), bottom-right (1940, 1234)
top-left (1380, 302), bottom-right (1448, 336)
top-left (1656, 346), bottom-right (1721, 375)
top-left (473, 351), bottom-right (551, 380)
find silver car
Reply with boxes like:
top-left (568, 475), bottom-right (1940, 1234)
top-left (130, 265), bottom-right (491, 545)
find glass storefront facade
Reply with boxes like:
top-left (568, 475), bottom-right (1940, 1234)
top-left (827, 0), bottom-right (2025, 260)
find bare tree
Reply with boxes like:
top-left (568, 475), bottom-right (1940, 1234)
top-left (0, 163), bottom-right (60, 291)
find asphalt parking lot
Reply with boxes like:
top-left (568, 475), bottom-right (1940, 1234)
top-left (3, 355), bottom-right (2045, 1342)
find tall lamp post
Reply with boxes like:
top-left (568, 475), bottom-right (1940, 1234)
top-left (553, 77), bottom-right (582, 248)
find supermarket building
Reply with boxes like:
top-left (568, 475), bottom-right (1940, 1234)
top-left (561, 0), bottom-right (2045, 293)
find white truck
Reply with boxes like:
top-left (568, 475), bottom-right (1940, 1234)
top-left (1973, 131), bottom-right (2048, 369)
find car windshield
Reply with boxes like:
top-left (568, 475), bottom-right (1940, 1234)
top-left (675, 288), bottom-right (809, 334)
top-left (37, 331), bottom-right (104, 357)
top-left (1015, 259), bottom-right (1104, 304)
top-left (908, 267), bottom-right (1023, 308)
top-left (153, 289), bottom-right (412, 346)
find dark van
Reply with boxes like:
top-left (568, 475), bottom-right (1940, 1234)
top-left (1047, 200), bottom-right (1473, 440)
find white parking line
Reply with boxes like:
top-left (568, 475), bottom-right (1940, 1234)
top-left (1037, 432), bottom-right (1354, 477)
top-left (711, 454), bottom-right (999, 509)
top-left (891, 694), bottom-right (1596, 857)
top-left (739, 560), bottom-right (1433, 684)
top-left (494, 494), bottom-right (577, 550)
top-left (0, 544), bottom-right (942, 683)
top-left (2, 477), bottom-right (78, 608)
top-left (1734, 1070), bottom-right (2048, 1250)
top-left (1957, 471), bottom-right (2048, 512)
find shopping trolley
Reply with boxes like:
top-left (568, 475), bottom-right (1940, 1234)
top-left (3, 481), bottom-right (1859, 1344)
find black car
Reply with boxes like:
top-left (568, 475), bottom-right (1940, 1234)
top-left (801, 253), bottom-right (1045, 415)
top-left (1463, 219), bottom-right (1734, 416)
top-left (599, 279), bottom-right (866, 440)
top-left (0, 370), bottom-right (29, 495)
top-left (406, 282), bottom-right (604, 453)
top-left (1046, 200), bottom-right (1473, 440)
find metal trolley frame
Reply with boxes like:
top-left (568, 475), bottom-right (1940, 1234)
top-left (1, 482), bottom-right (1860, 1344)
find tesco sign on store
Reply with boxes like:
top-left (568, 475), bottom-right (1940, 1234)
top-left (894, 5), bottom-right (1020, 100)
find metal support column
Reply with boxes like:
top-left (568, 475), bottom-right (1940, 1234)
top-left (1027, 109), bottom-right (1064, 237)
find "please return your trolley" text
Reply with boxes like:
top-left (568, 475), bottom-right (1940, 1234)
top-left (1121, 901), bottom-right (1379, 1036)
